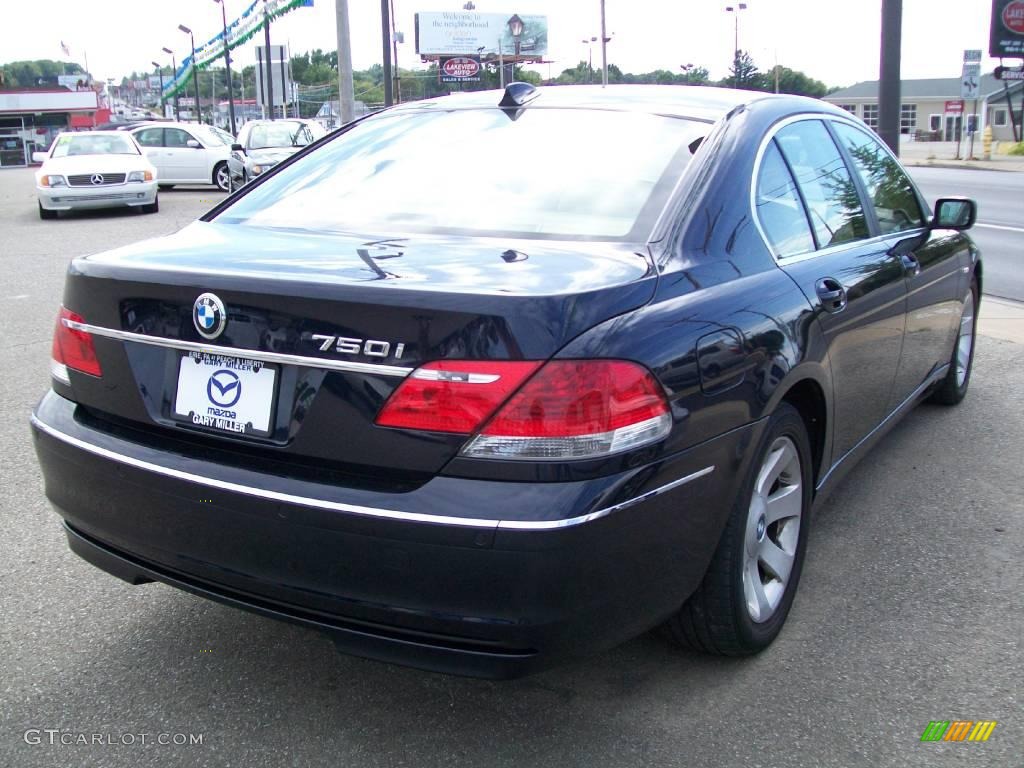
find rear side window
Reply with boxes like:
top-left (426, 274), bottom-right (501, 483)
top-left (134, 128), bottom-right (163, 147)
top-left (165, 129), bottom-right (194, 148)
top-left (775, 120), bottom-right (869, 249)
top-left (831, 122), bottom-right (925, 235)
top-left (755, 142), bottom-right (815, 258)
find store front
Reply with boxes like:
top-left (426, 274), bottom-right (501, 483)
top-left (0, 89), bottom-right (101, 168)
top-left (0, 117), bottom-right (27, 167)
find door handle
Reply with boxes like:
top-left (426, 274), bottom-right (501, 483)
top-left (815, 277), bottom-right (847, 313)
top-left (900, 253), bottom-right (921, 277)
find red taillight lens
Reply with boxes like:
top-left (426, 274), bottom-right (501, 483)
top-left (377, 358), bottom-right (672, 460)
top-left (375, 360), bottom-right (542, 434)
top-left (52, 307), bottom-right (102, 377)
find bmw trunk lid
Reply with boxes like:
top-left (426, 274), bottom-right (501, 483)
top-left (55, 221), bottom-right (657, 476)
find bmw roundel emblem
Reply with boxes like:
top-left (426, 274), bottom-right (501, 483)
top-left (192, 293), bottom-right (227, 340)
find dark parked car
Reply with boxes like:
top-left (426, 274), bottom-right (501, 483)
top-left (31, 84), bottom-right (980, 678)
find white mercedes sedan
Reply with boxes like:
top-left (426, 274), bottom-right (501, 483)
top-left (34, 131), bottom-right (159, 220)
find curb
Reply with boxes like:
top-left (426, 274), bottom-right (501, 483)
top-left (903, 161), bottom-right (1021, 173)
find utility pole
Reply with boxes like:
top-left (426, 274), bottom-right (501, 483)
top-left (599, 0), bottom-right (608, 87)
top-left (878, 0), bottom-right (902, 155)
top-left (215, 0), bottom-right (237, 135)
top-left (263, 1), bottom-right (274, 119)
top-left (335, 0), bottom-right (356, 124)
top-left (381, 0), bottom-right (393, 106)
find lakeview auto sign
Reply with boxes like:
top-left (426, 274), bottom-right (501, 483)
top-left (439, 56), bottom-right (482, 82)
top-left (415, 11), bottom-right (547, 57)
top-left (991, 0), bottom-right (1024, 57)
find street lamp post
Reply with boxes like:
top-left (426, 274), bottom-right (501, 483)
top-left (582, 36), bottom-right (597, 83)
top-left (162, 47), bottom-right (180, 120)
top-left (725, 3), bottom-right (748, 87)
top-left (214, 0), bottom-right (237, 135)
top-left (152, 62), bottom-right (165, 117)
top-left (507, 14), bottom-right (523, 84)
top-left (178, 24), bottom-right (203, 123)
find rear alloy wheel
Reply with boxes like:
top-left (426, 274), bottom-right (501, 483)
top-left (214, 163), bottom-right (230, 192)
top-left (38, 203), bottom-right (57, 220)
top-left (929, 280), bottom-right (978, 405)
top-left (666, 402), bottom-right (812, 655)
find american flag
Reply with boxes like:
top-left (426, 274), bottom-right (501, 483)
top-left (60, 41), bottom-right (70, 56)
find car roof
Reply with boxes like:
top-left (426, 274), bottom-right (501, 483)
top-left (387, 84), bottom-right (790, 124)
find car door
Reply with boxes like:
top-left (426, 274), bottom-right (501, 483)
top-left (829, 121), bottom-right (964, 408)
top-left (763, 118), bottom-right (907, 463)
top-left (133, 127), bottom-right (167, 179)
top-left (162, 127), bottom-right (207, 183)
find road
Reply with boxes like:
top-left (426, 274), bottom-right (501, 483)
top-left (909, 166), bottom-right (1024, 302)
top-left (0, 166), bottom-right (1021, 767)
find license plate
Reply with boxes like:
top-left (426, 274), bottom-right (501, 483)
top-left (173, 352), bottom-right (277, 435)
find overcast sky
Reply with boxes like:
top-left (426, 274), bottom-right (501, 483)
top-left (0, 0), bottom-right (1009, 88)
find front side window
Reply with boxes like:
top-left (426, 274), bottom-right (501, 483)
top-left (832, 122), bottom-right (924, 235)
top-left (774, 120), bottom-right (869, 248)
top-left (219, 109), bottom-right (703, 240)
top-left (164, 129), bottom-right (194, 148)
top-left (755, 141), bottom-right (815, 258)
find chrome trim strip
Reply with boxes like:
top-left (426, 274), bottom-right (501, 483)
top-left (62, 319), bottom-right (414, 378)
top-left (30, 414), bottom-right (714, 531)
top-left (496, 465), bottom-right (716, 530)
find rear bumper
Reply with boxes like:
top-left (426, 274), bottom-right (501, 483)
top-left (31, 390), bottom-right (760, 678)
top-left (37, 182), bottom-right (157, 211)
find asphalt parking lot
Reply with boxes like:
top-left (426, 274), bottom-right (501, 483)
top-left (0, 166), bottom-right (1021, 767)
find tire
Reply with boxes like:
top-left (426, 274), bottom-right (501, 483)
top-left (38, 203), bottom-right (57, 220)
top-left (928, 280), bottom-right (978, 405)
top-left (213, 162), bottom-right (230, 192)
top-left (141, 197), bottom-right (159, 214)
top-left (665, 402), bottom-right (812, 656)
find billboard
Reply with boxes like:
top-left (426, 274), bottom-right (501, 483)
top-left (415, 12), bottom-right (547, 58)
top-left (990, 0), bottom-right (1024, 57)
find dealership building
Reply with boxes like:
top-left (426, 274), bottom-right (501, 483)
top-left (0, 88), bottom-right (110, 167)
top-left (824, 73), bottom-right (1024, 143)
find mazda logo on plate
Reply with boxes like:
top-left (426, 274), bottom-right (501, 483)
top-left (192, 292), bottom-right (227, 339)
top-left (90, 174), bottom-right (105, 185)
top-left (207, 369), bottom-right (242, 408)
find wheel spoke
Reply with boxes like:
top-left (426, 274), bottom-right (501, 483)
top-left (765, 483), bottom-right (801, 525)
top-left (744, 558), bottom-right (771, 622)
top-left (759, 537), bottom-right (794, 584)
top-left (756, 440), bottom-right (796, 496)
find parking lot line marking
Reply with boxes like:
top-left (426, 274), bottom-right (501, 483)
top-left (6, 294), bottom-right (29, 300)
top-left (975, 222), bottom-right (1024, 233)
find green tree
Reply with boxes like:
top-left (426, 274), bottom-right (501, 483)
top-left (0, 59), bottom-right (85, 87)
top-left (723, 50), bottom-right (764, 89)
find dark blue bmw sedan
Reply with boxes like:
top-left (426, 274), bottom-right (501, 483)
top-left (31, 84), bottom-right (980, 678)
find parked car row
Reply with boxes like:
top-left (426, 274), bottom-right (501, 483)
top-left (33, 118), bottom-right (325, 219)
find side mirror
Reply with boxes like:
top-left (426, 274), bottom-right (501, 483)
top-left (186, 139), bottom-right (201, 149)
top-left (31, 151), bottom-right (47, 163)
top-left (932, 198), bottom-right (976, 231)
top-left (231, 143), bottom-right (244, 153)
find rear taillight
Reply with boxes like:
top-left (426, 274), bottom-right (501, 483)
top-left (375, 360), bottom-right (542, 433)
top-left (52, 307), bottom-right (102, 380)
top-left (376, 359), bottom-right (671, 460)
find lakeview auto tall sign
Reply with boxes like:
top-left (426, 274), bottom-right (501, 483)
top-left (990, 0), bottom-right (1024, 57)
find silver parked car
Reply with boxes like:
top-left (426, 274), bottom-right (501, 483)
top-left (226, 120), bottom-right (320, 191)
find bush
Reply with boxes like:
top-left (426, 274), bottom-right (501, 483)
top-left (1009, 142), bottom-right (1024, 156)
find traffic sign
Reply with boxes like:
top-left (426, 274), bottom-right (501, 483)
top-left (961, 62), bottom-right (981, 98)
top-left (963, 49), bottom-right (983, 62)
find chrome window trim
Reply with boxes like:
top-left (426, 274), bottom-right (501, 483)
top-left (30, 413), bottom-right (714, 531)
top-left (61, 318), bottom-right (414, 378)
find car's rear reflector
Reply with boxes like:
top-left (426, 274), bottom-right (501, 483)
top-left (375, 360), bottom-right (542, 434)
top-left (52, 307), bottom-right (102, 378)
top-left (462, 360), bottom-right (671, 460)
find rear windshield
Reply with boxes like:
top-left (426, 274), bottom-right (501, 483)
top-left (217, 108), bottom-right (703, 241)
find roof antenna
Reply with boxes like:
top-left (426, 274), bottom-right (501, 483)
top-left (498, 82), bottom-right (540, 122)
